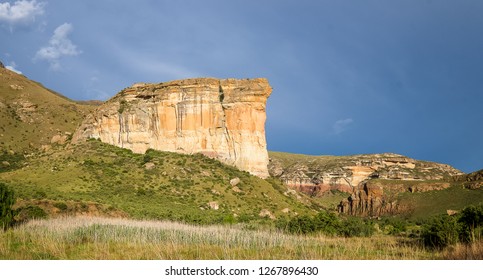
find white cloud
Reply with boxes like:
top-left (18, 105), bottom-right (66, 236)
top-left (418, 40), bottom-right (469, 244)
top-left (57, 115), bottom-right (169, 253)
top-left (0, 0), bottom-right (44, 26)
top-left (34, 23), bottom-right (81, 70)
top-left (5, 61), bottom-right (22, 74)
top-left (333, 118), bottom-right (354, 135)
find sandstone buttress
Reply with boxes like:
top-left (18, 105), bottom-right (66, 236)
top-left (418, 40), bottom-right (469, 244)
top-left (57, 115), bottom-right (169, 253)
top-left (73, 78), bottom-right (272, 178)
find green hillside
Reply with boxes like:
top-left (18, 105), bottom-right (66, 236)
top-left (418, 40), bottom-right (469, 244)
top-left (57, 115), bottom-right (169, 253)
top-left (0, 67), bottom-right (97, 154)
top-left (0, 140), bottom-right (319, 224)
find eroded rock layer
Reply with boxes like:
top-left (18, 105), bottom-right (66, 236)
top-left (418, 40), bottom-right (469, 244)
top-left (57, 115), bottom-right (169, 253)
top-left (269, 152), bottom-right (463, 196)
top-left (73, 78), bottom-right (272, 178)
top-left (336, 180), bottom-right (450, 217)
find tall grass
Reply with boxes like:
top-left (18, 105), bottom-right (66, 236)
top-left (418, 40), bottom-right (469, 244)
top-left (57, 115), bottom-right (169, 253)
top-left (0, 216), bottom-right (442, 260)
top-left (442, 241), bottom-right (483, 259)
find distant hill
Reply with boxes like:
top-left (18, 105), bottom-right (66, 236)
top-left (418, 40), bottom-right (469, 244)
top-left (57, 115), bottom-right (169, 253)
top-left (268, 151), bottom-right (482, 219)
top-left (268, 151), bottom-right (463, 196)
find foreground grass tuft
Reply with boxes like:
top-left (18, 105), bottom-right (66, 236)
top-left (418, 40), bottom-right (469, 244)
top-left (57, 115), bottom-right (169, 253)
top-left (0, 216), bottom-right (455, 260)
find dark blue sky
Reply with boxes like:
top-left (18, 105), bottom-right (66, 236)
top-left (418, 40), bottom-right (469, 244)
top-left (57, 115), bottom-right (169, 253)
top-left (1, 0), bottom-right (482, 173)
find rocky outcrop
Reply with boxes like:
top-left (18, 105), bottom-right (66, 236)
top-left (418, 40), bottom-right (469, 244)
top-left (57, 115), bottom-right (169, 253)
top-left (0, 61), bottom-right (4, 68)
top-left (338, 181), bottom-right (398, 217)
top-left (73, 78), bottom-right (272, 178)
top-left (452, 169), bottom-right (483, 190)
top-left (337, 179), bottom-right (450, 216)
top-left (269, 152), bottom-right (463, 196)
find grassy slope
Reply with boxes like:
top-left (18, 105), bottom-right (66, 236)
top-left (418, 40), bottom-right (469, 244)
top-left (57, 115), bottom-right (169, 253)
top-left (398, 185), bottom-right (483, 220)
top-left (0, 68), bottom-right (96, 154)
top-left (0, 140), bottom-right (319, 224)
top-left (269, 151), bottom-right (342, 169)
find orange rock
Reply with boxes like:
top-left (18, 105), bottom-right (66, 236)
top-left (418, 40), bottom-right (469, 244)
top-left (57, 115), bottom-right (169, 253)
top-left (73, 78), bottom-right (272, 178)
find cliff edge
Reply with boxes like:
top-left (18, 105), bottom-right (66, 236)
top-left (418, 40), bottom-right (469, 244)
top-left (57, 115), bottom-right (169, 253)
top-left (73, 78), bottom-right (272, 178)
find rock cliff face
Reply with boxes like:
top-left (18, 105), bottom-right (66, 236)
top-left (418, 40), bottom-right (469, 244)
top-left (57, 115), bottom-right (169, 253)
top-left (452, 169), bottom-right (483, 190)
top-left (73, 78), bottom-right (272, 178)
top-left (337, 181), bottom-right (397, 217)
top-left (268, 152), bottom-right (463, 196)
top-left (337, 180), bottom-right (450, 216)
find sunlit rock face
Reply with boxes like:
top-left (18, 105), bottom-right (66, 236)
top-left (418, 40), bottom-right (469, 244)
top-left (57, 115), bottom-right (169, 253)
top-left (73, 78), bottom-right (272, 178)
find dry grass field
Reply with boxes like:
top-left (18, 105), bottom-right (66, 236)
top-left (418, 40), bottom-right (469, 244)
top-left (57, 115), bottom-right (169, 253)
top-left (2, 216), bottom-right (474, 260)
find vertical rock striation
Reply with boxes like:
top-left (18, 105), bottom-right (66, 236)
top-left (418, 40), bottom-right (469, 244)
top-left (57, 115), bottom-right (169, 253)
top-left (72, 78), bottom-right (272, 178)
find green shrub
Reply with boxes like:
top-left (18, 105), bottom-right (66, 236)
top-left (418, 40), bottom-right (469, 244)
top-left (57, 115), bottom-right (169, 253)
top-left (222, 214), bottom-right (235, 225)
top-left (422, 215), bottom-right (460, 248)
top-left (53, 202), bottom-right (68, 211)
top-left (277, 211), bottom-right (375, 237)
top-left (0, 183), bottom-right (15, 230)
top-left (313, 211), bottom-right (341, 236)
top-left (142, 153), bottom-right (153, 164)
top-left (15, 205), bottom-right (47, 224)
top-left (458, 204), bottom-right (483, 243)
top-left (421, 204), bottom-right (483, 249)
top-left (339, 217), bottom-right (374, 237)
top-left (285, 215), bottom-right (317, 234)
top-left (379, 217), bottom-right (408, 235)
top-left (0, 152), bottom-right (24, 172)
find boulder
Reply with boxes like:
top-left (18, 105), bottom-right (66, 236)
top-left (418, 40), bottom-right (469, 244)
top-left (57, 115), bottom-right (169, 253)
top-left (230, 177), bottom-right (240, 186)
top-left (259, 209), bottom-right (275, 219)
top-left (207, 201), bottom-right (219, 210)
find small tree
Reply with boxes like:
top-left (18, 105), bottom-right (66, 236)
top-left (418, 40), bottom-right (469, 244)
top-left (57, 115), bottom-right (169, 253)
top-left (458, 204), bottom-right (483, 243)
top-left (422, 215), bottom-right (460, 248)
top-left (0, 182), bottom-right (15, 231)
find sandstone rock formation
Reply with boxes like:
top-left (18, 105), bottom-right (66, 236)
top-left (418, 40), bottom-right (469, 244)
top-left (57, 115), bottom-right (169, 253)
top-left (269, 152), bottom-right (463, 196)
top-left (337, 181), bottom-right (397, 217)
top-left (337, 179), bottom-right (450, 216)
top-left (73, 78), bottom-right (272, 178)
top-left (452, 169), bottom-right (483, 189)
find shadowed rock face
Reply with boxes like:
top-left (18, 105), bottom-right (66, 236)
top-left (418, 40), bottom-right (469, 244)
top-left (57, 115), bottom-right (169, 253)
top-left (73, 78), bottom-right (272, 178)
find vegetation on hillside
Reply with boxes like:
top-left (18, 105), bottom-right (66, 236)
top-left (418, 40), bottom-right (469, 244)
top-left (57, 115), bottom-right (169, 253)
top-left (0, 140), bottom-right (320, 225)
top-left (0, 67), bottom-right (96, 154)
top-left (422, 204), bottom-right (483, 248)
top-left (398, 185), bottom-right (483, 219)
top-left (0, 183), bottom-right (15, 231)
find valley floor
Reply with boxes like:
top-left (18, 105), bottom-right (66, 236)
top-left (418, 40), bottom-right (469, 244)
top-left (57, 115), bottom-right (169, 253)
top-left (1, 216), bottom-right (480, 260)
